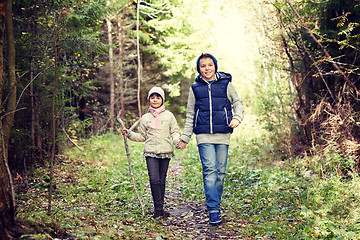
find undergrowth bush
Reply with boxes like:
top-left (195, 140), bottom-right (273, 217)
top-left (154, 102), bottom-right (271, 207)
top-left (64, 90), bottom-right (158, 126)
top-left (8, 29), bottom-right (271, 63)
top-left (293, 146), bottom-right (358, 179)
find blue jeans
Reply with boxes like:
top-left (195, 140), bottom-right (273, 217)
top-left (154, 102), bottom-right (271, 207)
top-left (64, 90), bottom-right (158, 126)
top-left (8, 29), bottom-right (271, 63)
top-left (198, 143), bottom-right (229, 213)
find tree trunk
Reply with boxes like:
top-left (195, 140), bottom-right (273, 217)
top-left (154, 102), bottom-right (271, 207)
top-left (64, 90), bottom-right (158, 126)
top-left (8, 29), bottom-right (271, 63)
top-left (107, 18), bottom-right (115, 130)
top-left (2, 0), bottom-right (15, 152)
top-left (117, 19), bottom-right (125, 119)
top-left (35, 96), bottom-right (43, 163)
top-left (0, 148), bottom-right (16, 239)
top-left (136, 0), bottom-right (142, 118)
top-left (48, 28), bottom-right (60, 216)
top-left (0, 2), bottom-right (2, 104)
top-left (30, 44), bottom-right (35, 171)
top-left (0, 0), bottom-right (19, 238)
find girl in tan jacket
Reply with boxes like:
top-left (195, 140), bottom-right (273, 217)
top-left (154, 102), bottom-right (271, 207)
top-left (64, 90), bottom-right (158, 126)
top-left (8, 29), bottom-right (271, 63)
top-left (122, 87), bottom-right (180, 218)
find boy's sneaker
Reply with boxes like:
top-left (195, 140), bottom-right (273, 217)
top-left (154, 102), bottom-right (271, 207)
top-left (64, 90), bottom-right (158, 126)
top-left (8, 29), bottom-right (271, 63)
top-left (209, 212), bottom-right (222, 225)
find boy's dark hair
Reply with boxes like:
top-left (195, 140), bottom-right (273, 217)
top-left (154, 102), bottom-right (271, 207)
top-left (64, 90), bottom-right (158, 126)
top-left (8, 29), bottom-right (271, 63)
top-left (196, 53), bottom-right (218, 73)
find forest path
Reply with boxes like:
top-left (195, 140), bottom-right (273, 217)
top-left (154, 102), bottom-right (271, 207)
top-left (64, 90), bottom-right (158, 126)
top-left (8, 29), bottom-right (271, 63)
top-left (157, 158), bottom-right (249, 239)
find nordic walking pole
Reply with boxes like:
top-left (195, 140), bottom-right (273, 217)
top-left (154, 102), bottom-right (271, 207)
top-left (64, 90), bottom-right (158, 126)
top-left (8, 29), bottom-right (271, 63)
top-left (116, 115), bottom-right (145, 216)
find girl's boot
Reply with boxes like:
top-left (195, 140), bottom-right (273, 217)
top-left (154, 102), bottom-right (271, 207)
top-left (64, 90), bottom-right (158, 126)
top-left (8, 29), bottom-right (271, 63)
top-left (153, 210), bottom-right (170, 218)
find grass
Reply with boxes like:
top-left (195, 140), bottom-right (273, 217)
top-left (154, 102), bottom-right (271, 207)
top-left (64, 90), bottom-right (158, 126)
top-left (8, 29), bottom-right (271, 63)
top-left (16, 132), bottom-right (360, 239)
top-left (223, 143), bottom-right (360, 239)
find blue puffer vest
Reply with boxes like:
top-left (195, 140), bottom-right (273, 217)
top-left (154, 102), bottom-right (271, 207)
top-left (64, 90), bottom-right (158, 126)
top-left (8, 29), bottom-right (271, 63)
top-left (191, 72), bottom-right (233, 134)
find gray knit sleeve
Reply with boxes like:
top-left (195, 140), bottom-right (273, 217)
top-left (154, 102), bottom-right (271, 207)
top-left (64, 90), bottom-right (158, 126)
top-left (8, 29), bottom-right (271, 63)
top-left (227, 82), bottom-right (244, 122)
top-left (180, 87), bottom-right (195, 143)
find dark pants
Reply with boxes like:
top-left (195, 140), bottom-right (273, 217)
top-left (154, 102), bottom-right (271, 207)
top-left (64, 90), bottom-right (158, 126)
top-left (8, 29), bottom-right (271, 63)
top-left (146, 157), bottom-right (170, 211)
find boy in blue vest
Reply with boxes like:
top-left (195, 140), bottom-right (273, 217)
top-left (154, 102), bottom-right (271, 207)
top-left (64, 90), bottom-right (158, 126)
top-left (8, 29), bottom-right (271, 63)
top-left (177, 53), bottom-right (244, 225)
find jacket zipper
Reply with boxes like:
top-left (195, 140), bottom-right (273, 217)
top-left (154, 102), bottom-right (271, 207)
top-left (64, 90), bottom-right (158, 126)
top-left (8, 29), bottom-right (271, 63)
top-left (224, 107), bottom-right (229, 125)
top-left (208, 84), bottom-right (213, 133)
top-left (195, 109), bottom-right (199, 127)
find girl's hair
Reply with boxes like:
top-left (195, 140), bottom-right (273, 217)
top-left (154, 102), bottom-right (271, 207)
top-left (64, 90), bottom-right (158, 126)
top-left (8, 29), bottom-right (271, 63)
top-left (149, 92), bottom-right (162, 99)
top-left (149, 92), bottom-right (163, 105)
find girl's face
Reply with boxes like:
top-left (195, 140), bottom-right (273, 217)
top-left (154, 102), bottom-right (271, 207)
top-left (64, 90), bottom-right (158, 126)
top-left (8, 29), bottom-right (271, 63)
top-left (149, 94), bottom-right (163, 109)
top-left (199, 57), bottom-right (215, 81)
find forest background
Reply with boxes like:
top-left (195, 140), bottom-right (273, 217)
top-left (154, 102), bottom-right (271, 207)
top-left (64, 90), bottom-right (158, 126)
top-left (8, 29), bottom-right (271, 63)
top-left (1, 0), bottom-right (360, 239)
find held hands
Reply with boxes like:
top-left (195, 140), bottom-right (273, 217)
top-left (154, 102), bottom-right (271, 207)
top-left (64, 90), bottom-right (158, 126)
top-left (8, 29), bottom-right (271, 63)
top-left (176, 119), bottom-right (240, 150)
top-left (228, 118), bottom-right (240, 128)
top-left (176, 139), bottom-right (187, 149)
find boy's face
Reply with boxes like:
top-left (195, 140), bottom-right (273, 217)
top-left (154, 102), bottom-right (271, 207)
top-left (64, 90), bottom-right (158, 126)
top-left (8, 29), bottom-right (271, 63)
top-left (149, 94), bottom-right (163, 109)
top-left (199, 57), bottom-right (215, 81)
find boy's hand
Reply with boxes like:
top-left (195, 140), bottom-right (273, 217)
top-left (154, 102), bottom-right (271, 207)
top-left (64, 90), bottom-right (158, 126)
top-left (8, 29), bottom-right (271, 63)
top-left (177, 140), bottom-right (187, 149)
top-left (121, 129), bottom-right (129, 135)
top-left (228, 118), bottom-right (240, 128)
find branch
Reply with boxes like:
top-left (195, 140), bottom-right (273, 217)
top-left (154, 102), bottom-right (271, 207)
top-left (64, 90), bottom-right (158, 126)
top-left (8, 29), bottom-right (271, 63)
top-left (140, 11), bottom-right (157, 19)
top-left (140, 1), bottom-right (167, 7)
top-left (298, 32), bottom-right (335, 101)
top-left (62, 127), bottom-right (84, 151)
top-left (140, 5), bottom-right (170, 13)
top-left (116, 113), bottom-right (144, 216)
top-left (139, 1), bottom-right (170, 18)
top-left (16, 66), bottom-right (53, 108)
top-left (286, 0), bottom-right (360, 97)
top-left (0, 107), bottom-right (26, 121)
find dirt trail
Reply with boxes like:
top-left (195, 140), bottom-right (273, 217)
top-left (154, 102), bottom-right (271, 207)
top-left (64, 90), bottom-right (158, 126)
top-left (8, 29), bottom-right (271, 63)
top-left (159, 158), bottom-right (248, 239)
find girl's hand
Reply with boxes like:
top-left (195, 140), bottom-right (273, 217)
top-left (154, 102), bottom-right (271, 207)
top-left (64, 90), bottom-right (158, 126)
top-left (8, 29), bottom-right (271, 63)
top-left (122, 129), bottom-right (129, 135)
top-left (228, 118), bottom-right (240, 128)
top-left (177, 140), bottom-right (187, 149)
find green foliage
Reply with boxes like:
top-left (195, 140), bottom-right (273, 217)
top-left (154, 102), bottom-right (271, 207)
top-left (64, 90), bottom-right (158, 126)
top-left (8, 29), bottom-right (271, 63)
top-left (178, 143), bottom-right (204, 201)
top-left (16, 133), bottom-right (360, 239)
top-left (10, 0), bottom-right (109, 171)
top-left (224, 140), bottom-right (360, 239)
top-left (253, 65), bottom-right (295, 157)
top-left (293, 146), bottom-right (358, 180)
top-left (180, 139), bottom-right (360, 239)
top-left (66, 116), bottom-right (93, 140)
top-left (18, 133), bottom-right (157, 239)
top-left (64, 0), bottom-right (107, 29)
top-left (139, 0), bottom-right (211, 84)
top-left (11, 0), bottom-right (360, 238)
top-left (268, 0), bottom-right (360, 162)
